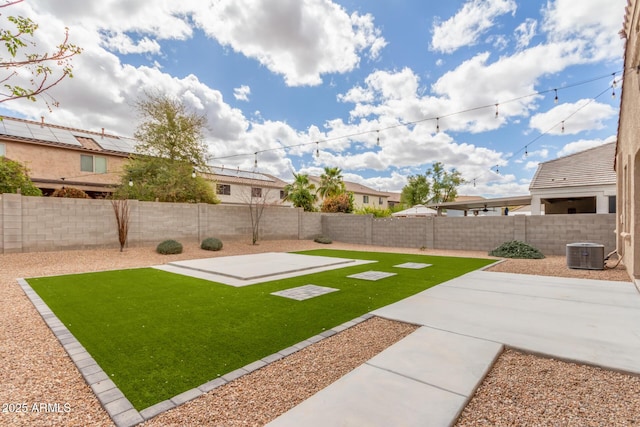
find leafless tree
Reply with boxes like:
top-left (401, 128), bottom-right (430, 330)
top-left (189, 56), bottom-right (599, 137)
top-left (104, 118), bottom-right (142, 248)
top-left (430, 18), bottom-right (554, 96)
top-left (110, 198), bottom-right (130, 252)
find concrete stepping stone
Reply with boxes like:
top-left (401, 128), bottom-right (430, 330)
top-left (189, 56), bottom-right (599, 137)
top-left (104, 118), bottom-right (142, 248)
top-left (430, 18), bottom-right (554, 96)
top-left (393, 262), bottom-right (432, 269)
top-left (271, 285), bottom-right (339, 301)
top-left (347, 271), bottom-right (397, 281)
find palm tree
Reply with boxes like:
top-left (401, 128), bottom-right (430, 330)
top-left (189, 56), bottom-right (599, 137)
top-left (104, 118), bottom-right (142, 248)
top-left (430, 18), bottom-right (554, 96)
top-left (317, 166), bottom-right (345, 198)
top-left (283, 172), bottom-right (318, 211)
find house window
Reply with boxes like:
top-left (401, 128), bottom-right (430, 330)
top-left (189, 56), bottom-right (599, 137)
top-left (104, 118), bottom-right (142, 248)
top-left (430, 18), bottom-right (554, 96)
top-left (0, 143), bottom-right (5, 156)
top-left (379, 197), bottom-right (383, 205)
top-left (363, 195), bottom-right (369, 203)
top-left (216, 184), bottom-right (231, 195)
top-left (280, 190), bottom-right (285, 199)
top-left (251, 187), bottom-right (262, 198)
top-left (609, 196), bottom-right (616, 214)
top-left (80, 154), bottom-right (107, 173)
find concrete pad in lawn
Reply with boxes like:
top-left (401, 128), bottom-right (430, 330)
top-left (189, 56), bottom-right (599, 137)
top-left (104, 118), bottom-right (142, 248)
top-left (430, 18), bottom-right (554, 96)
top-left (155, 252), bottom-right (375, 287)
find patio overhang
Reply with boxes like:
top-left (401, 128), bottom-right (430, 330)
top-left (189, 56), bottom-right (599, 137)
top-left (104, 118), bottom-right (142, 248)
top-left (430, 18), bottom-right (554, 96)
top-left (426, 195), bottom-right (532, 212)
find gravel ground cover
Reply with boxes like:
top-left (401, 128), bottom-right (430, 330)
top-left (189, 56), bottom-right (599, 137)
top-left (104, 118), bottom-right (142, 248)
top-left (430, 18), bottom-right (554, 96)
top-left (0, 239), bottom-right (636, 426)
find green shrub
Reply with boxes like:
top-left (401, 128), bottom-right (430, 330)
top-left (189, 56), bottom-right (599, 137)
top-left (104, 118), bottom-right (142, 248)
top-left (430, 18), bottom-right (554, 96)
top-left (201, 237), bottom-right (223, 251)
top-left (321, 192), bottom-right (354, 213)
top-left (489, 240), bottom-right (545, 259)
top-left (355, 206), bottom-right (392, 217)
top-left (314, 236), bottom-right (332, 244)
top-left (51, 186), bottom-right (90, 198)
top-left (156, 239), bottom-right (183, 255)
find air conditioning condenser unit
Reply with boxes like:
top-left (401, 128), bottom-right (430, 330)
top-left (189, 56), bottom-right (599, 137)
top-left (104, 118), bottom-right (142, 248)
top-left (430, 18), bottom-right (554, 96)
top-left (566, 243), bottom-right (604, 270)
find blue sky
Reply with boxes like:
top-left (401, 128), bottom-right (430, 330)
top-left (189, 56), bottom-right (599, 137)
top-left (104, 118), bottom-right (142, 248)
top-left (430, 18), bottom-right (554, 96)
top-left (1, 0), bottom-right (626, 197)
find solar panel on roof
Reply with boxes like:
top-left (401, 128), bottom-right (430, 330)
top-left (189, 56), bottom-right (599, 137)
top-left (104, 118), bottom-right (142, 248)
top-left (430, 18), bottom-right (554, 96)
top-left (2, 121), bottom-right (34, 139)
top-left (97, 136), bottom-right (137, 153)
top-left (211, 167), bottom-right (273, 182)
top-left (50, 129), bottom-right (81, 146)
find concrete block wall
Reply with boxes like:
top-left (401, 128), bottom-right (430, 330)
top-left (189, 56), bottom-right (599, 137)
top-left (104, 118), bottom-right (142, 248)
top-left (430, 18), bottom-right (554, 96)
top-left (526, 214), bottom-right (616, 255)
top-left (322, 214), bottom-right (370, 245)
top-left (1, 194), bottom-right (22, 253)
top-left (371, 217), bottom-right (431, 248)
top-left (300, 211), bottom-right (323, 239)
top-left (259, 206), bottom-right (301, 240)
top-left (320, 213), bottom-right (616, 256)
top-left (21, 196), bottom-right (116, 251)
top-left (432, 216), bottom-right (519, 252)
top-left (0, 196), bottom-right (3, 251)
top-left (0, 194), bottom-right (617, 256)
top-left (135, 201), bottom-right (200, 245)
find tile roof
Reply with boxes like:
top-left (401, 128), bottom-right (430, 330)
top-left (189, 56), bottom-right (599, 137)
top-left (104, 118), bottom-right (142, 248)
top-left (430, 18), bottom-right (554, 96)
top-left (529, 142), bottom-right (616, 190)
top-left (308, 176), bottom-right (388, 197)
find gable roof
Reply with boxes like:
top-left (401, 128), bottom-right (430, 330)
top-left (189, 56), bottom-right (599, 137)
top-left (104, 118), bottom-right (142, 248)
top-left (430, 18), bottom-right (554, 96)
top-left (529, 142), bottom-right (616, 190)
top-left (308, 176), bottom-right (388, 197)
top-left (208, 166), bottom-right (288, 189)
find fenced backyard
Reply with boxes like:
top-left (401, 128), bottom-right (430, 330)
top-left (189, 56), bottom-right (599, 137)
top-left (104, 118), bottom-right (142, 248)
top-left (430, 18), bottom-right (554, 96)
top-left (0, 193), bottom-right (616, 255)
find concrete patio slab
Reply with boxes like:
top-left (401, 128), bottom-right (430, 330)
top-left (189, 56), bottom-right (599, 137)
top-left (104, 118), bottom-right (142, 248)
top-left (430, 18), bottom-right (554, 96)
top-left (373, 271), bottom-right (640, 375)
top-left (154, 252), bottom-right (375, 286)
top-left (266, 361), bottom-right (468, 427)
top-left (270, 270), bottom-right (640, 427)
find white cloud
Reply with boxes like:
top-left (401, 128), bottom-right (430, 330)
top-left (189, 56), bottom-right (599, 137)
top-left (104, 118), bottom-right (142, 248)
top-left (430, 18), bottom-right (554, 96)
top-left (193, 0), bottom-right (386, 86)
top-left (486, 34), bottom-right (509, 51)
top-left (431, 0), bottom-right (517, 54)
top-left (556, 136), bottom-right (616, 157)
top-left (100, 32), bottom-right (161, 55)
top-left (542, 0), bottom-right (626, 61)
top-left (525, 160), bottom-right (540, 170)
top-left (529, 100), bottom-right (617, 135)
top-left (233, 85), bottom-right (251, 102)
top-left (514, 18), bottom-right (537, 50)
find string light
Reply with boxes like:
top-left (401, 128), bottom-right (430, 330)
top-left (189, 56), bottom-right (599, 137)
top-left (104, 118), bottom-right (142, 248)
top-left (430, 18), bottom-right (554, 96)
top-left (191, 169), bottom-right (196, 179)
top-left (611, 73), bottom-right (617, 99)
top-left (254, 152), bottom-right (258, 168)
top-left (561, 121), bottom-right (565, 133)
top-left (376, 130), bottom-right (380, 146)
top-left (524, 146), bottom-right (528, 157)
top-left (212, 69), bottom-right (625, 188)
top-left (315, 141), bottom-right (319, 157)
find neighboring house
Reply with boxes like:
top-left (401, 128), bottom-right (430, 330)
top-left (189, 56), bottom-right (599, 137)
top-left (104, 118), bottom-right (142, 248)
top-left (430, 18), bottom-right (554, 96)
top-left (209, 166), bottom-right (290, 206)
top-left (0, 116), bottom-right (134, 197)
top-left (616, 0), bottom-right (640, 285)
top-left (529, 142), bottom-right (616, 215)
top-left (308, 176), bottom-right (389, 210)
top-left (0, 115), bottom-right (291, 205)
top-left (381, 191), bottom-right (401, 209)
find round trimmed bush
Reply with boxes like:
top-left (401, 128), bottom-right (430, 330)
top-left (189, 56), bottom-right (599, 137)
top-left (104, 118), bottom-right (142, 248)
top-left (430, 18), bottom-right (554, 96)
top-left (201, 237), bottom-right (223, 251)
top-left (489, 240), bottom-right (544, 259)
top-left (156, 239), bottom-right (183, 255)
top-left (314, 236), bottom-right (332, 244)
top-left (51, 186), bottom-right (90, 198)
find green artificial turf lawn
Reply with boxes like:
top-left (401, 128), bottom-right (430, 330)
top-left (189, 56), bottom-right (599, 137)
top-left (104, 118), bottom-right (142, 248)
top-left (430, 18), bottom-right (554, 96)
top-left (28, 249), bottom-right (493, 410)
